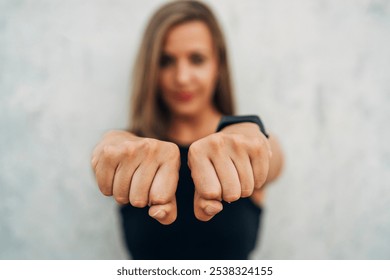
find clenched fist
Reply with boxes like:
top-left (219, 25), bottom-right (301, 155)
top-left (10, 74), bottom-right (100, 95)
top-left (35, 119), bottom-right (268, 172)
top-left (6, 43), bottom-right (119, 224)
top-left (92, 123), bottom-right (274, 225)
top-left (91, 131), bottom-right (180, 225)
top-left (188, 122), bottom-right (272, 221)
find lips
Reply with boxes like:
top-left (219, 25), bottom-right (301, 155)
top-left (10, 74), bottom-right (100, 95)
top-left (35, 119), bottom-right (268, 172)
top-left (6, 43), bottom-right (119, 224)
top-left (175, 91), bottom-right (194, 102)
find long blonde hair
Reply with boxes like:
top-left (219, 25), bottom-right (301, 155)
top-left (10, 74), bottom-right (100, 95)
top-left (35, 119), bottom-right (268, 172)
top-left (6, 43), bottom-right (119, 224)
top-left (129, 0), bottom-right (235, 139)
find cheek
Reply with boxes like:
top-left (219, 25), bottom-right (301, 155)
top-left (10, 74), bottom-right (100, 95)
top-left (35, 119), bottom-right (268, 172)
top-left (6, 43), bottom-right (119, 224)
top-left (198, 64), bottom-right (218, 95)
top-left (158, 70), bottom-right (171, 93)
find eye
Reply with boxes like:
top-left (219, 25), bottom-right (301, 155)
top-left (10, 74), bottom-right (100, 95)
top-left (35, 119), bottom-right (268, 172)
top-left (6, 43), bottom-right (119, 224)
top-left (160, 54), bottom-right (174, 68)
top-left (190, 53), bottom-right (205, 65)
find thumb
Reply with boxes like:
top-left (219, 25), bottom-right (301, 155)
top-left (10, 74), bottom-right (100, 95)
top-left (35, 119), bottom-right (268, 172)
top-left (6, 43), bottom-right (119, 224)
top-left (149, 199), bottom-right (177, 225)
top-left (193, 190), bottom-right (223, 221)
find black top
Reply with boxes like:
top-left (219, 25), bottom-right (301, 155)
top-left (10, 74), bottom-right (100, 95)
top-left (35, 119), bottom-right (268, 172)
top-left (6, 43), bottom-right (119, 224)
top-left (119, 146), bottom-right (262, 259)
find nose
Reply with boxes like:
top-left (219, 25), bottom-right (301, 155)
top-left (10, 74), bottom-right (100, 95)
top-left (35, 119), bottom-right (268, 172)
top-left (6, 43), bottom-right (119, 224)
top-left (175, 60), bottom-right (191, 86)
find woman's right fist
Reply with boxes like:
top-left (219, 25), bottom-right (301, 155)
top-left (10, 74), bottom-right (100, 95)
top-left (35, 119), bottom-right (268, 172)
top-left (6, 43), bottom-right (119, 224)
top-left (91, 130), bottom-right (180, 225)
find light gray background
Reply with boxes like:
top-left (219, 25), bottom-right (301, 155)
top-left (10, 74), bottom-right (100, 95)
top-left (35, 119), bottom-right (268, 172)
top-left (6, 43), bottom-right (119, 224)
top-left (1, 0), bottom-right (389, 259)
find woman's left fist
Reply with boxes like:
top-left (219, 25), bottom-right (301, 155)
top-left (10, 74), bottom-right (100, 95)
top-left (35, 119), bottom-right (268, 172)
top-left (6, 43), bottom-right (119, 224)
top-left (188, 122), bottom-right (272, 221)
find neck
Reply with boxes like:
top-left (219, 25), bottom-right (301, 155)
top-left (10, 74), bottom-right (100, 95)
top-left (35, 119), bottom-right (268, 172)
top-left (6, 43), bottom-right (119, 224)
top-left (168, 108), bottom-right (222, 145)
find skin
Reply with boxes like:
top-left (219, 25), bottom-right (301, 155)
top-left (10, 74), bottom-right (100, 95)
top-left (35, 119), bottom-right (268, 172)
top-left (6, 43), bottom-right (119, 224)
top-left (91, 20), bottom-right (284, 225)
top-left (159, 21), bottom-right (219, 121)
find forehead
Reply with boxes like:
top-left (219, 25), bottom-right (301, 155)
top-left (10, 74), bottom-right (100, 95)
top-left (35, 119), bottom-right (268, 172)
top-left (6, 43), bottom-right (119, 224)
top-left (163, 20), bottom-right (214, 53)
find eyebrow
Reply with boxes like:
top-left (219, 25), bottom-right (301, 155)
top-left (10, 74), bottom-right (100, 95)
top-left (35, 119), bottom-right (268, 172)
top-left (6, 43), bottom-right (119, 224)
top-left (162, 48), bottom-right (210, 56)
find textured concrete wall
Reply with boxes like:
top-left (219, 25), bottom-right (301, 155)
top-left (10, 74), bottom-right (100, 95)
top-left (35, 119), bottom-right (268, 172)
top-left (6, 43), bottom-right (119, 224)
top-left (1, 0), bottom-right (389, 259)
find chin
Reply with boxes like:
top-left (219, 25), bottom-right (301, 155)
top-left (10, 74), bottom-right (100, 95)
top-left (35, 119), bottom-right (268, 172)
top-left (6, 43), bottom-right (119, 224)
top-left (169, 105), bottom-right (201, 118)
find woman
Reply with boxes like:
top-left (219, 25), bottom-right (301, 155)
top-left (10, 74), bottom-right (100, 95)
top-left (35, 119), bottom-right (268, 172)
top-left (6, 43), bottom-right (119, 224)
top-left (91, 0), bottom-right (283, 259)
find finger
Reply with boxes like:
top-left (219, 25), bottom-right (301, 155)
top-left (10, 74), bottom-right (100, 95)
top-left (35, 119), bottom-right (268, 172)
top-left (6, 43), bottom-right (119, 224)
top-left (112, 160), bottom-right (138, 204)
top-left (94, 147), bottom-right (120, 196)
top-left (148, 162), bottom-right (179, 225)
top-left (190, 156), bottom-right (222, 200)
top-left (189, 157), bottom-right (222, 220)
top-left (193, 190), bottom-right (223, 221)
top-left (249, 145), bottom-right (270, 189)
top-left (211, 155), bottom-right (241, 203)
top-left (129, 161), bottom-right (159, 208)
top-left (91, 154), bottom-right (99, 171)
top-left (148, 200), bottom-right (177, 225)
top-left (230, 153), bottom-right (255, 198)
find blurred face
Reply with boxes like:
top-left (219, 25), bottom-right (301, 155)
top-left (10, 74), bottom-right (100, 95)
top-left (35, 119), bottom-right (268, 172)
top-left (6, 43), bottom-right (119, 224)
top-left (158, 20), bottom-right (219, 118)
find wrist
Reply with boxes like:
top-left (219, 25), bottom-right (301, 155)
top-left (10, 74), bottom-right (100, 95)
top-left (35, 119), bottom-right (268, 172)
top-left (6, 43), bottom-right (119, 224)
top-left (216, 115), bottom-right (269, 138)
top-left (219, 122), bottom-right (261, 138)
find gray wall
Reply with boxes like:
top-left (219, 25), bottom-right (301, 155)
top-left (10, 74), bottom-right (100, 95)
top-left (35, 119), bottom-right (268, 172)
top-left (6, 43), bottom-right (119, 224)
top-left (1, 0), bottom-right (389, 259)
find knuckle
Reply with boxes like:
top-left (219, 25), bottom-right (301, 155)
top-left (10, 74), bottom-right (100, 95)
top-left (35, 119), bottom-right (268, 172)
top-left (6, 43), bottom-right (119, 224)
top-left (254, 175), bottom-right (267, 189)
top-left (188, 143), bottom-right (204, 166)
top-left (200, 190), bottom-right (221, 200)
top-left (122, 141), bottom-right (136, 157)
top-left (149, 196), bottom-right (170, 206)
top-left (240, 180), bottom-right (254, 197)
top-left (209, 134), bottom-right (224, 150)
top-left (96, 175), bottom-right (113, 196)
top-left (188, 141), bottom-right (202, 157)
top-left (130, 199), bottom-right (148, 208)
top-left (90, 157), bottom-right (98, 169)
top-left (142, 138), bottom-right (157, 151)
top-left (229, 134), bottom-right (246, 152)
top-left (230, 134), bottom-right (241, 147)
top-left (241, 188), bottom-right (253, 198)
top-left (99, 185), bottom-right (113, 196)
top-left (166, 142), bottom-right (180, 162)
top-left (101, 145), bottom-right (116, 158)
top-left (251, 140), bottom-right (263, 156)
top-left (224, 192), bottom-right (241, 202)
top-left (115, 196), bottom-right (129, 205)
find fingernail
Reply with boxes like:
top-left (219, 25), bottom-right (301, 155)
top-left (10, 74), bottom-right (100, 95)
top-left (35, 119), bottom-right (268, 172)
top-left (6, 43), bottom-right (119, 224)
top-left (151, 209), bottom-right (167, 220)
top-left (204, 205), bottom-right (220, 216)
